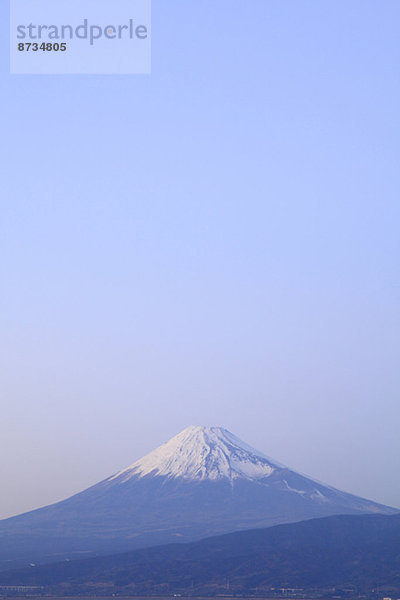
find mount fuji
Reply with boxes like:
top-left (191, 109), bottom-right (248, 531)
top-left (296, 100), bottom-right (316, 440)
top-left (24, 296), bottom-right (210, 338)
top-left (0, 426), bottom-right (396, 571)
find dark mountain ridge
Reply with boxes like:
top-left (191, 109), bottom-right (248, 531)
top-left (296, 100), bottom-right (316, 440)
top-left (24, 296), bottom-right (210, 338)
top-left (2, 513), bottom-right (400, 596)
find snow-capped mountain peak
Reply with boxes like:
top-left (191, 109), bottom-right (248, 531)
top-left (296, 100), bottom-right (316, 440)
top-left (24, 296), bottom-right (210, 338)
top-left (110, 425), bottom-right (281, 483)
top-left (3, 425), bottom-right (396, 571)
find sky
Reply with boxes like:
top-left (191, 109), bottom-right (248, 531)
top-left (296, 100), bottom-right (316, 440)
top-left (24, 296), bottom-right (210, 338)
top-left (0, 0), bottom-right (399, 520)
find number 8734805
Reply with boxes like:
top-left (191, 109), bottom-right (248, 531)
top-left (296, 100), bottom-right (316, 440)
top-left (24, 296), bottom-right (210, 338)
top-left (18, 42), bottom-right (67, 51)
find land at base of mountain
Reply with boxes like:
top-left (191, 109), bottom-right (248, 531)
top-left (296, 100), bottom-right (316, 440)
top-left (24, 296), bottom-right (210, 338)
top-left (1, 513), bottom-right (399, 598)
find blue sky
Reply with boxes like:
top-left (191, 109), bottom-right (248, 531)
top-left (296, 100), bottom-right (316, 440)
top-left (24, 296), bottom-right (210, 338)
top-left (0, 0), bottom-right (399, 519)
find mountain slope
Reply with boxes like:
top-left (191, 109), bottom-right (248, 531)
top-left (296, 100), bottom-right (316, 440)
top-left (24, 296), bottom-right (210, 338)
top-left (0, 426), bottom-right (396, 571)
top-left (2, 513), bottom-right (400, 595)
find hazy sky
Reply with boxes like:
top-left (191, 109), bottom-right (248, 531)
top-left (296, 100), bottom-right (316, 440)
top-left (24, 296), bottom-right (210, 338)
top-left (1, 0), bottom-right (399, 520)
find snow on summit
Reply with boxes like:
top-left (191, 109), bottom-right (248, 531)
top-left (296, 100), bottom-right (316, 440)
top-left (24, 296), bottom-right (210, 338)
top-left (110, 426), bottom-right (280, 483)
